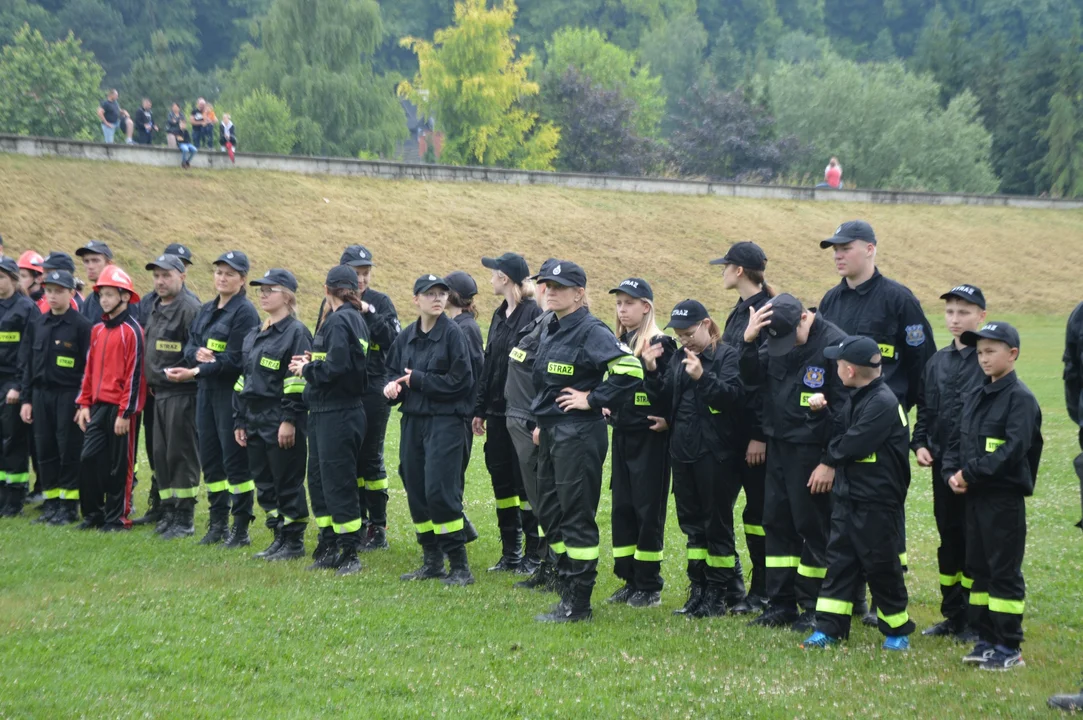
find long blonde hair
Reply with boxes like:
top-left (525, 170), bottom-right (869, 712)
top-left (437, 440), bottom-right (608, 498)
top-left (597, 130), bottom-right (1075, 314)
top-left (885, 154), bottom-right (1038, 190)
top-left (496, 270), bottom-right (536, 305)
top-left (261, 288), bottom-right (298, 331)
top-left (617, 299), bottom-right (665, 358)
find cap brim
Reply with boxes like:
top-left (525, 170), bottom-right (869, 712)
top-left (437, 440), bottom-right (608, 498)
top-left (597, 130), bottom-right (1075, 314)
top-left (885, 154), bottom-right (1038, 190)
top-left (823, 345), bottom-right (843, 360)
top-left (766, 332), bottom-right (798, 357)
top-left (481, 257), bottom-right (501, 270)
top-left (249, 277), bottom-right (278, 286)
top-left (415, 281), bottom-right (450, 294)
top-left (76, 247), bottom-right (112, 258)
top-left (145, 261), bottom-right (181, 272)
top-left (665, 318), bottom-right (698, 330)
top-left (959, 331), bottom-right (983, 347)
top-left (214, 259), bottom-right (247, 273)
top-left (536, 274), bottom-right (579, 288)
top-left (43, 280), bottom-right (76, 289)
top-left (608, 286), bottom-right (650, 299)
top-left (939, 291), bottom-right (985, 308)
top-left (342, 258), bottom-right (373, 267)
top-left (708, 256), bottom-right (732, 266)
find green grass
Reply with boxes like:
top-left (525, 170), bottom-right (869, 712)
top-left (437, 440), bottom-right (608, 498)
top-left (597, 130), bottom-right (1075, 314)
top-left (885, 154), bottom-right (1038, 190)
top-left (1, 313), bottom-right (1080, 719)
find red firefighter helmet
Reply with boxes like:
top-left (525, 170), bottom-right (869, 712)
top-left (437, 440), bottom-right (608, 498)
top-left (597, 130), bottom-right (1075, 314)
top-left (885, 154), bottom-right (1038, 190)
top-left (93, 265), bottom-right (140, 304)
top-left (17, 250), bottom-right (44, 273)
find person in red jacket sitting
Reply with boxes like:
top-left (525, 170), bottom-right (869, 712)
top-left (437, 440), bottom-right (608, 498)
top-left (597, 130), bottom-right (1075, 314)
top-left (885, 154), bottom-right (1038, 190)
top-left (75, 266), bottom-right (146, 531)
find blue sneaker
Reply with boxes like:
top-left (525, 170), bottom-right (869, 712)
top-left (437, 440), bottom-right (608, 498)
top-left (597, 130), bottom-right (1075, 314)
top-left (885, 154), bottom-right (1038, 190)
top-left (962, 641), bottom-right (995, 664)
top-left (882, 635), bottom-right (910, 651)
top-left (800, 631), bottom-right (838, 649)
top-left (980, 647), bottom-right (1025, 672)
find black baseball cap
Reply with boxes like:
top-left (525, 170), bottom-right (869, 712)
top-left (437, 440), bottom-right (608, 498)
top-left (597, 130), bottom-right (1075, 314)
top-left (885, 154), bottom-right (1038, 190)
top-left (820, 220), bottom-right (877, 249)
top-left (164, 243), bottom-right (194, 265)
top-left (530, 258), bottom-right (558, 281)
top-left (763, 293), bottom-right (806, 357)
top-left (535, 260), bottom-right (587, 288)
top-left (940, 284), bottom-right (986, 309)
top-left (709, 241), bottom-right (767, 271)
top-left (327, 265), bottom-right (359, 290)
top-left (414, 273), bottom-right (450, 295)
top-left (609, 277), bottom-right (654, 301)
top-left (0, 257), bottom-right (17, 279)
top-left (340, 244), bottom-right (374, 267)
top-left (824, 335), bottom-right (883, 367)
top-left (482, 252), bottom-right (529, 284)
top-left (250, 268), bottom-right (298, 292)
top-left (75, 240), bottom-right (113, 259)
top-left (42, 251), bottom-right (76, 273)
top-left (145, 254), bottom-right (186, 273)
top-left (961, 322), bottom-right (1021, 350)
top-left (42, 269), bottom-right (76, 290)
top-left (213, 250), bottom-right (249, 273)
top-left (445, 270), bottom-right (478, 299)
top-left (665, 299), bottom-right (709, 329)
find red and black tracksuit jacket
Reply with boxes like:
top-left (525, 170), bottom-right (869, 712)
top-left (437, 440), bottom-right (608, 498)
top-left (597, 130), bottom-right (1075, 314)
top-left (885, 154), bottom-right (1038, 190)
top-left (77, 308), bottom-right (147, 417)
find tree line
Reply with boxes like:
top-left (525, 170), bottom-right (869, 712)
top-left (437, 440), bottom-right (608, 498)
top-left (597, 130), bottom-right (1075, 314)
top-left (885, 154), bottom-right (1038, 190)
top-left (1, 0), bottom-right (1081, 196)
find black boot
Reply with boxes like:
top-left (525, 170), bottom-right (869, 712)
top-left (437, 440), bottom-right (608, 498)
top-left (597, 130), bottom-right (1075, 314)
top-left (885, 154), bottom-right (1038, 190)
top-left (1, 485), bottom-right (27, 517)
top-left (131, 491), bottom-right (162, 526)
top-left (488, 529), bottom-right (523, 572)
top-left (154, 505), bottom-right (176, 535)
top-left (514, 560), bottom-right (556, 591)
top-left (401, 545), bottom-right (447, 581)
top-left (444, 545), bottom-right (476, 586)
top-left (463, 514), bottom-right (479, 543)
top-left (725, 560), bottom-right (747, 608)
top-left (335, 539), bottom-right (363, 576)
top-left (791, 609), bottom-right (818, 633)
top-left (360, 524), bottom-right (388, 552)
top-left (0, 485), bottom-right (7, 515)
top-left (223, 516), bottom-right (252, 548)
top-left (199, 511), bottom-right (229, 545)
top-left (519, 533), bottom-right (542, 575)
top-left (49, 500), bottom-right (79, 526)
top-left (536, 582), bottom-right (592, 623)
top-left (691, 587), bottom-right (727, 618)
top-left (33, 499), bottom-right (57, 524)
top-left (673, 583), bottom-right (707, 616)
top-left (1049, 677), bottom-right (1083, 712)
top-left (162, 504), bottom-right (195, 540)
top-left (254, 521), bottom-right (284, 559)
top-left (268, 524), bottom-right (306, 561)
top-left (307, 529), bottom-right (341, 571)
top-left (606, 583), bottom-right (636, 604)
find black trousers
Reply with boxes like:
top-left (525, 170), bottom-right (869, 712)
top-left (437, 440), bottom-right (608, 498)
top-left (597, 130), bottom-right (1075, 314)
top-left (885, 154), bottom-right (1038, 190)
top-left (537, 420), bottom-right (608, 591)
top-left (966, 491), bottom-right (1026, 650)
top-left (247, 432), bottom-right (309, 526)
top-left (143, 393), bottom-right (157, 503)
top-left (484, 415), bottom-right (540, 543)
top-left (78, 403), bottom-right (137, 528)
top-left (400, 414), bottom-right (467, 553)
top-left (931, 459), bottom-right (969, 621)
top-left (356, 390), bottom-right (391, 526)
top-left (763, 438), bottom-right (832, 612)
top-left (672, 453), bottom-right (743, 593)
top-left (815, 498), bottom-right (914, 638)
top-left (197, 385), bottom-right (252, 518)
top-left (508, 415), bottom-right (562, 558)
top-left (0, 378), bottom-right (30, 487)
top-left (611, 428), bottom-right (670, 592)
top-left (153, 393), bottom-right (200, 508)
top-left (737, 447), bottom-right (768, 598)
top-left (308, 406), bottom-right (365, 549)
top-left (31, 387), bottom-right (83, 500)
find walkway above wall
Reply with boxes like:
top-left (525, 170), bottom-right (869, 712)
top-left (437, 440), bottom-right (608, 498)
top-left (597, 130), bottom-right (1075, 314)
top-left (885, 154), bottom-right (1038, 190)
top-left (4, 133), bottom-right (1082, 210)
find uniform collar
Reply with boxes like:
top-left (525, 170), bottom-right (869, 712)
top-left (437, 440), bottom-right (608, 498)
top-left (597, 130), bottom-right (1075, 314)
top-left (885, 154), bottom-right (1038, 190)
top-left (215, 292), bottom-right (246, 312)
top-left (736, 288), bottom-right (770, 313)
top-left (982, 370), bottom-right (1017, 394)
top-left (851, 375), bottom-right (884, 403)
top-left (45, 308), bottom-right (75, 323)
top-left (949, 341), bottom-right (975, 358)
top-left (0, 293), bottom-right (21, 310)
top-left (550, 306), bottom-right (590, 332)
top-left (259, 316), bottom-right (291, 336)
top-left (414, 312), bottom-right (450, 342)
top-left (838, 268), bottom-right (883, 296)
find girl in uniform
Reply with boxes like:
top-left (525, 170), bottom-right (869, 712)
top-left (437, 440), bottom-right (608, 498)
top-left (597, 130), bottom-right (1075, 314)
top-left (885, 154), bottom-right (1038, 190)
top-left (0, 257), bottom-right (37, 516)
top-left (445, 270), bottom-right (483, 546)
top-left (606, 278), bottom-right (676, 609)
top-left (291, 265), bottom-right (369, 576)
top-left (644, 300), bottom-right (746, 618)
top-left (531, 260), bottom-right (642, 622)
top-left (473, 253), bottom-right (543, 574)
top-left (234, 269), bottom-right (313, 561)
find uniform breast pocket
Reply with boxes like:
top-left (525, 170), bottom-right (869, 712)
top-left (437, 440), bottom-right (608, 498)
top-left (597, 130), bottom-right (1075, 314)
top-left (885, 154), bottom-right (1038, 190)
top-left (978, 421), bottom-right (1007, 454)
top-left (858, 319), bottom-right (898, 363)
top-left (545, 357), bottom-right (576, 378)
top-left (206, 324), bottom-right (231, 352)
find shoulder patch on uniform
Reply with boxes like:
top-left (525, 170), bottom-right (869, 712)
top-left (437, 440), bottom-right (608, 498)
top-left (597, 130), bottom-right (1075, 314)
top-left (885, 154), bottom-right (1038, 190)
top-left (617, 340), bottom-right (633, 354)
top-left (905, 324), bottom-right (926, 347)
top-left (804, 366), bottom-right (825, 388)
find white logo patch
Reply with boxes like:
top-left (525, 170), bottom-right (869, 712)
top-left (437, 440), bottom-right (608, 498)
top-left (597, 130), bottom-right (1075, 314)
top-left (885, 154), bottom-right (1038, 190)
top-left (428, 274), bottom-right (437, 281)
top-left (553, 265), bottom-right (562, 275)
top-left (671, 309), bottom-right (688, 317)
top-left (265, 271), bottom-right (271, 277)
top-left (158, 255), bottom-right (166, 262)
top-left (359, 249), bottom-right (367, 258)
top-left (621, 280), bottom-right (639, 289)
top-left (226, 252), bottom-right (234, 259)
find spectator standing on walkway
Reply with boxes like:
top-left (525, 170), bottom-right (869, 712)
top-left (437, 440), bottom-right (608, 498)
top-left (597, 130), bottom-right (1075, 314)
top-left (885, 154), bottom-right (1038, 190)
top-left (132, 99), bottom-right (157, 145)
top-left (190, 98), bottom-right (208, 148)
top-left (97, 90), bottom-right (133, 145)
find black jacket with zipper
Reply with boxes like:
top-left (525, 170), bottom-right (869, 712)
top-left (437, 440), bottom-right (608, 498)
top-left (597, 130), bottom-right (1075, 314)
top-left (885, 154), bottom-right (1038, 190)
top-left (475, 298), bottom-right (543, 418)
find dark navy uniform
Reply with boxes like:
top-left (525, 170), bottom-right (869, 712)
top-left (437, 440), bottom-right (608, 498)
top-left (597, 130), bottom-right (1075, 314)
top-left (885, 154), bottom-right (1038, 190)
top-left (912, 340), bottom-right (985, 625)
top-left (0, 288), bottom-right (36, 514)
top-left (476, 298), bottom-right (544, 569)
top-left (739, 308), bottom-right (847, 620)
top-left (453, 311), bottom-right (484, 489)
top-left (235, 316), bottom-right (313, 537)
top-left (1063, 300), bottom-right (1083, 528)
top-left (19, 302), bottom-right (91, 520)
top-left (184, 291), bottom-right (260, 534)
top-left (945, 359), bottom-right (1042, 653)
top-left (304, 302), bottom-right (370, 562)
top-left (722, 287), bottom-right (772, 603)
top-left (610, 330), bottom-right (675, 596)
top-left (531, 306), bottom-right (642, 612)
top-left (816, 372), bottom-right (914, 640)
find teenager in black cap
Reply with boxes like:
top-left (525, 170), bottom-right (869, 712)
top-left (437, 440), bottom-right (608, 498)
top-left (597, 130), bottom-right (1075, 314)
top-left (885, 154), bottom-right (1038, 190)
top-left (318, 244), bottom-right (400, 552)
top-left (740, 294), bottom-right (847, 631)
top-left (143, 254), bottom-right (202, 538)
top-left (76, 240), bottom-right (134, 324)
top-left (17, 269), bottom-right (90, 524)
top-left (473, 253), bottom-right (543, 573)
top-left (168, 251), bottom-right (259, 546)
top-left (645, 299), bottom-right (744, 617)
top-left (0, 257), bottom-right (36, 517)
top-left (604, 278), bottom-right (675, 609)
top-left (945, 322), bottom-right (1042, 671)
top-left (912, 284), bottom-right (987, 640)
top-left (445, 270), bottom-right (484, 546)
top-left (712, 240), bottom-right (774, 613)
top-left (235, 269), bottom-right (313, 560)
top-left (801, 335), bottom-right (915, 651)
top-left (385, 274), bottom-right (476, 585)
top-left (292, 265), bottom-right (370, 575)
top-left (531, 260), bottom-right (641, 622)
top-left (35, 253), bottom-right (81, 313)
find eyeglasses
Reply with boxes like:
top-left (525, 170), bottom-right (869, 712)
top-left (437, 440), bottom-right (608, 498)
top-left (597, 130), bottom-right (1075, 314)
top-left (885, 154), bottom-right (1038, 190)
top-left (259, 286), bottom-right (283, 296)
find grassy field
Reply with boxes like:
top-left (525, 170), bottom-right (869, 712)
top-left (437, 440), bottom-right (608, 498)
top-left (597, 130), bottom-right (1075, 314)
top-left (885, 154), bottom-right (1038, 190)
top-left (1, 155), bottom-right (1083, 718)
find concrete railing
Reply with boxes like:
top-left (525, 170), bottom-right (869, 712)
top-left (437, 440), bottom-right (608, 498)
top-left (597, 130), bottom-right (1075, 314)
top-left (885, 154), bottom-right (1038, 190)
top-left (4, 133), bottom-right (1083, 210)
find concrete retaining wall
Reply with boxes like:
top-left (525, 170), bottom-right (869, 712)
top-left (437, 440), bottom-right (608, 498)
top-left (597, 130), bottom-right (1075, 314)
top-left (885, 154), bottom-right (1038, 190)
top-left (4, 133), bottom-right (1082, 210)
